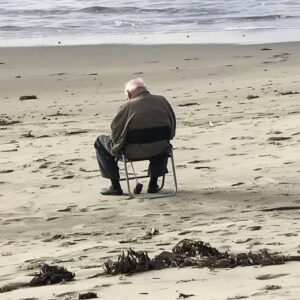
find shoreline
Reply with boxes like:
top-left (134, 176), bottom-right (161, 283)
top-left (1, 28), bottom-right (300, 48)
top-left (2, 41), bottom-right (299, 52)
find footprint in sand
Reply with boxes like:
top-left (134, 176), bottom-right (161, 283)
top-left (231, 136), bottom-right (254, 140)
top-left (56, 291), bottom-right (78, 298)
top-left (0, 169), bottom-right (14, 174)
top-left (43, 234), bottom-right (65, 242)
top-left (256, 273), bottom-right (289, 280)
top-left (188, 160), bottom-right (210, 164)
top-left (178, 230), bottom-right (194, 236)
top-left (248, 226), bottom-right (262, 231)
top-left (183, 57), bottom-right (198, 61)
top-left (57, 205), bottom-right (77, 212)
top-left (231, 182), bottom-right (245, 186)
top-left (50, 72), bottom-right (66, 76)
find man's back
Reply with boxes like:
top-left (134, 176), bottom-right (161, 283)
top-left (111, 91), bottom-right (176, 159)
top-left (126, 92), bottom-right (176, 136)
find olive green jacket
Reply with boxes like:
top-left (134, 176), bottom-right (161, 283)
top-left (110, 91), bottom-right (176, 159)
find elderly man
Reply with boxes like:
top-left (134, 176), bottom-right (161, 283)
top-left (94, 79), bottom-right (176, 196)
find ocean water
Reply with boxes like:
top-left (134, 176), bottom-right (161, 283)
top-left (1, 0), bottom-right (300, 46)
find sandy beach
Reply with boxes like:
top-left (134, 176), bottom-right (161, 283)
top-left (0, 43), bottom-right (300, 300)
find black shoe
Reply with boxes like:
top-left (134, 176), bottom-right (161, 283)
top-left (147, 185), bottom-right (159, 194)
top-left (101, 185), bottom-right (123, 196)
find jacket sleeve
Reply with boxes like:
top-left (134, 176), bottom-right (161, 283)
top-left (110, 103), bottom-right (130, 156)
top-left (166, 99), bottom-right (176, 140)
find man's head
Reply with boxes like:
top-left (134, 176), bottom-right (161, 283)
top-left (124, 78), bottom-right (148, 100)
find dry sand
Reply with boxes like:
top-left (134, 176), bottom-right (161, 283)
top-left (0, 43), bottom-right (300, 300)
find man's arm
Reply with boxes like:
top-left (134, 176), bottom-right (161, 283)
top-left (165, 98), bottom-right (176, 140)
top-left (110, 103), bottom-right (130, 156)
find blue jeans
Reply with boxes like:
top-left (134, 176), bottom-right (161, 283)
top-left (94, 135), bottom-right (168, 180)
top-left (94, 135), bottom-right (120, 180)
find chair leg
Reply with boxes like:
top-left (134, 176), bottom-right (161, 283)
top-left (158, 175), bottom-right (165, 191)
top-left (122, 155), bottom-right (134, 198)
top-left (170, 149), bottom-right (178, 195)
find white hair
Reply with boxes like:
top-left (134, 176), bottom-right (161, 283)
top-left (124, 78), bottom-right (148, 97)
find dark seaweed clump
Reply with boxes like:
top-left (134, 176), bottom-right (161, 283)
top-left (172, 239), bottom-right (223, 257)
top-left (79, 292), bottom-right (98, 299)
top-left (103, 249), bottom-right (154, 275)
top-left (29, 264), bottom-right (75, 286)
top-left (0, 264), bottom-right (75, 294)
top-left (0, 119), bottom-right (20, 126)
top-left (103, 239), bottom-right (300, 275)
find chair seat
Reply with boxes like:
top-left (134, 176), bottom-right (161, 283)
top-left (122, 144), bottom-right (173, 162)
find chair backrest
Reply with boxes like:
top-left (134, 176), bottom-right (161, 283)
top-left (126, 126), bottom-right (171, 144)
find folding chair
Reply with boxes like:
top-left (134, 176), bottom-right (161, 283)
top-left (119, 126), bottom-right (178, 199)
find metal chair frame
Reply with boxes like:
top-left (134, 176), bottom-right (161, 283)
top-left (120, 146), bottom-right (178, 199)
